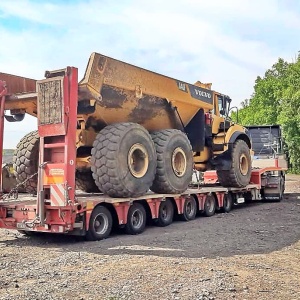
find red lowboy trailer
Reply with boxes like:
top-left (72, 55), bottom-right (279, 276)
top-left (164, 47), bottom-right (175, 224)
top-left (0, 67), bottom-right (286, 241)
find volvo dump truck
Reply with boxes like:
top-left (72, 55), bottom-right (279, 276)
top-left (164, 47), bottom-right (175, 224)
top-left (2, 53), bottom-right (251, 199)
top-left (0, 64), bottom-right (286, 241)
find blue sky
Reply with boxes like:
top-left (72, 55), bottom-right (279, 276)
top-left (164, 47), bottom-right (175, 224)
top-left (0, 0), bottom-right (300, 148)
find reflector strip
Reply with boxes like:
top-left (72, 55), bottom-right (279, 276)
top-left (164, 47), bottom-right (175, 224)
top-left (50, 184), bottom-right (65, 206)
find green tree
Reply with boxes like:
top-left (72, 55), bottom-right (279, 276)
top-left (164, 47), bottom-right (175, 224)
top-left (231, 54), bottom-right (300, 173)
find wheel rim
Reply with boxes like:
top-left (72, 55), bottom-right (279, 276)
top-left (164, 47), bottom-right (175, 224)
top-left (172, 147), bottom-right (187, 177)
top-left (93, 213), bottom-right (109, 235)
top-left (128, 144), bottom-right (149, 178)
top-left (186, 200), bottom-right (195, 216)
top-left (131, 209), bottom-right (143, 228)
top-left (239, 153), bottom-right (249, 176)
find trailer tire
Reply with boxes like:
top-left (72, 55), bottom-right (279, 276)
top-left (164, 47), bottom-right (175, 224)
top-left (86, 206), bottom-right (113, 241)
top-left (91, 123), bottom-right (156, 198)
top-left (150, 129), bottom-right (193, 194)
top-left (125, 203), bottom-right (146, 235)
top-left (76, 169), bottom-right (101, 193)
top-left (13, 130), bottom-right (39, 194)
top-left (180, 197), bottom-right (197, 221)
top-left (221, 193), bottom-right (233, 213)
top-left (204, 194), bottom-right (216, 217)
top-left (155, 199), bottom-right (174, 227)
top-left (217, 139), bottom-right (251, 187)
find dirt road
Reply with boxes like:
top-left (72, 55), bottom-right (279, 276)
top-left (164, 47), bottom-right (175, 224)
top-left (0, 175), bottom-right (299, 299)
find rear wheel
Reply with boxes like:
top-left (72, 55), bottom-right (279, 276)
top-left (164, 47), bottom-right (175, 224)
top-left (221, 193), bottom-right (233, 213)
top-left (217, 139), bottom-right (251, 187)
top-left (204, 194), bottom-right (216, 217)
top-left (125, 203), bottom-right (146, 235)
top-left (91, 123), bottom-right (156, 198)
top-left (180, 196), bottom-right (197, 221)
top-left (155, 199), bottom-right (174, 227)
top-left (86, 206), bottom-right (113, 241)
top-left (13, 131), bottom-right (39, 194)
top-left (151, 129), bottom-right (193, 194)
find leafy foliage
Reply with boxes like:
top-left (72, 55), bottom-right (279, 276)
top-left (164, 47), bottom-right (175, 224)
top-left (231, 54), bottom-right (300, 173)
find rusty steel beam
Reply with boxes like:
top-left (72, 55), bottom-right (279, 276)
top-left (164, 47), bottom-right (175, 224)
top-left (0, 72), bottom-right (36, 95)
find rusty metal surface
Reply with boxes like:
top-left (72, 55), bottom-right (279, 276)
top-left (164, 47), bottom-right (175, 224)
top-left (37, 78), bottom-right (63, 125)
top-left (0, 72), bottom-right (36, 95)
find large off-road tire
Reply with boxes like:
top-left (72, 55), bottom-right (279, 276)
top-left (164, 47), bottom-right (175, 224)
top-left (13, 131), bottom-right (39, 194)
top-left (91, 123), bottom-right (157, 198)
top-left (75, 169), bottom-right (101, 193)
top-left (217, 139), bottom-right (251, 187)
top-left (150, 129), bottom-right (193, 194)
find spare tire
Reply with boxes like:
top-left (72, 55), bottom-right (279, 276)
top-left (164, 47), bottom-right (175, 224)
top-left (91, 123), bottom-right (157, 198)
top-left (13, 131), bottom-right (39, 194)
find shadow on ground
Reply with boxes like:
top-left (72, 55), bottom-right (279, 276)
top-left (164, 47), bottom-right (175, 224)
top-left (1, 193), bottom-right (300, 259)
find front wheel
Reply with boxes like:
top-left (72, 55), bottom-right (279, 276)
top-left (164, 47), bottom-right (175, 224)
top-left (217, 140), bottom-right (251, 187)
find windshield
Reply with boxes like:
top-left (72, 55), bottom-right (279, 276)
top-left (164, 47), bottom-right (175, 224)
top-left (218, 95), bottom-right (231, 117)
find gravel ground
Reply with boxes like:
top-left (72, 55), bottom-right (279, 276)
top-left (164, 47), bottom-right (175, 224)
top-left (0, 174), bottom-right (299, 300)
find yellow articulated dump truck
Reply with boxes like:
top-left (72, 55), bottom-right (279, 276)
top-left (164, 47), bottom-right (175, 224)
top-left (3, 53), bottom-right (251, 198)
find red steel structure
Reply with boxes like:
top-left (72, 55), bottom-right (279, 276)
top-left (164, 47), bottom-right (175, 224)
top-left (0, 67), bottom-right (286, 240)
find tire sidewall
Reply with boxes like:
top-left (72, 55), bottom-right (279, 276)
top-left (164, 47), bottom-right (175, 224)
top-left (117, 127), bottom-right (156, 196)
top-left (157, 199), bottom-right (174, 226)
top-left (153, 131), bottom-right (193, 193)
top-left (232, 140), bottom-right (251, 187)
top-left (87, 206), bottom-right (113, 241)
top-left (126, 203), bottom-right (146, 234)
top-left (223, 193), bottom-right (233, 213)
top-left (182, 197), bottom-right (197, 221)
top-left (204, 194), bottom-right (216, 217)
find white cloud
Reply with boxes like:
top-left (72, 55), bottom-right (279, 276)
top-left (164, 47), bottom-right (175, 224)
top-left (0, 0), bottom-right (299, 148)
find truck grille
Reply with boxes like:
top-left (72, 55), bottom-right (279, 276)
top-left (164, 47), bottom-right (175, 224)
top-left (37, 79), bottom-right (63, 125)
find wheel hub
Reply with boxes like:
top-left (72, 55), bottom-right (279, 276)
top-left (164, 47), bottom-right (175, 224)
top-left (172, 147), bottom-right (187, 177)
top-left (128, 144), bottom-right (149, 178)
top-left (94, 213), bottom-right (109, 235)
top-left (239, 153), bottom-right (249, 176)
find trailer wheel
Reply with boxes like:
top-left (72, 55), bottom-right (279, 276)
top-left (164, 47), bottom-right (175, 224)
top-left (86, 206), bottom-right (113, 241)
top-left (75, 169), bottom-right (101, 193)
top-left (125, 203), bottom-right (146, 235)
top-left (277, 174), bottom-right (285, 202)
top-left (91, 123), bottom-right (156, 198)
top-left (221, 193), bottom-right (233, 213)
top-left (180, 197), bottom-right (197, 221)
top-left (217, 139), bottom-right (251, 187)
top-left (150, 129), bottom-right (193, 194)
top-left (204, 194), bottom-right (216, 217)
top-left (155, 199), bottom-right (174, 227)
top-left (13, 130), bottom-right (39, 194)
